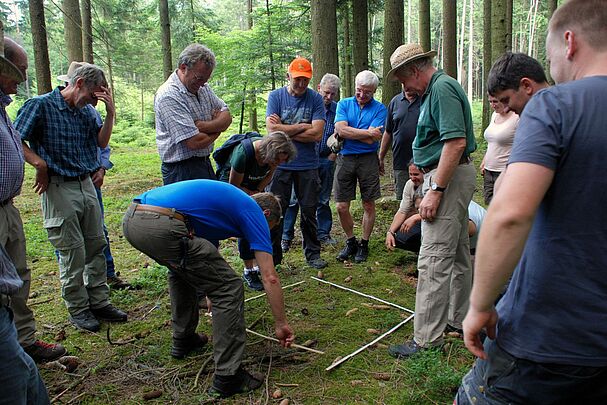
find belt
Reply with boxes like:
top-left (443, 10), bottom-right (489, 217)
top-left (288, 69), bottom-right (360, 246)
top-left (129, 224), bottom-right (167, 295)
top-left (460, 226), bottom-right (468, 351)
top-left (0, 198), bottom-right (12, 207)
top-left (50, 173), bottom-right (91, 182)
top-left (419, 155), bottom-right (471, 174)
top-left (132, 203), bottom-right (186, 222)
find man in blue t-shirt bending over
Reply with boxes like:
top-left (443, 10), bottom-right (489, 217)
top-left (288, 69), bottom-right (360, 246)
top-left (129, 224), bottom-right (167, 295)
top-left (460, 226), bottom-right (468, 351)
top-left (123, 180), bottom-right (294, 399)
top-left (457, 0), bottom-right (607, 403)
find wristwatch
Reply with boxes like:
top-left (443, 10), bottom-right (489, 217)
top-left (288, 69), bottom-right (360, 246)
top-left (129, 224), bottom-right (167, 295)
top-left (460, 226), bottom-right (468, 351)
top-left (431, 182), bottom-right (446, 192)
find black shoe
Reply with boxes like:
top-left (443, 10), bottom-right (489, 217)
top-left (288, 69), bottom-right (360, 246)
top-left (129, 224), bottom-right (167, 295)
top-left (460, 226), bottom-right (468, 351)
top-left (444, 324), bottom-right (464, 337)
top-left (388, 340), bottom-right (423, 358)
top-left (23, 340), bottom-right (67, 363)
top-left (281, 239), bottom-right (291, 253)
top-left (337, 238), bottom-right (358, 262)
top-left (107, 273), bottom-right (132, 290)
top-left (69, 310), bottom-right (100, 332)
top-left (354, 242), bottom-right (369, 263)
top-left (208, 367), bottom-right (263, 399)
top-left (171, 333), bottom-right (209, 359)
top-left (90, 304), bottom-right (127, 322)
top-left (307, 257), bottom-right (328, 269)
top-left (319, 236), bottom-right (337, 246)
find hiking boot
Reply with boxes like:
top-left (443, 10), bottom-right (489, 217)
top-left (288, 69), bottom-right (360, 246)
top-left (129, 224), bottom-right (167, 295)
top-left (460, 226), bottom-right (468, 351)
top-left (388, 339), bottom-right (423, 358)
top-left (319, 236), bottom-right (337, 246)
top-left (171, 333), bottom-right (209, 359)
top-left (90, 304), bottom-right (127, 322)
top-left (208, 367), bottom-right (263, 399)
top-left (23, 340), bottom-right (67, 363)
top-left (444, 324), bottom-right (464, 338)
top-left (243, 269), bottom-right (264, 291)
top-left (354, 243), bottom-right (369, 263)
top-left (281, 239), bottom-right (291, 253)
top-left (307, 257), bottom-right (328, 269)
top-left (337, 238), bottom-right (358, 262)
top-left (107, 273), bottom-right (132, 290)
top-left (69, 310), bottom-right (100, 332)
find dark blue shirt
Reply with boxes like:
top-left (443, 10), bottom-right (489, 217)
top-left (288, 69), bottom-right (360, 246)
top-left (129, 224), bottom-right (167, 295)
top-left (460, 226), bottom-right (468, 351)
top-left (497, 76), bottom-right (607, 366)
top-left (135, 180), bottom-right (273, 255)
top-left (266, 87), bottom-right (325, 170)
top-left (15, 87), bottom-right (102, 176)
top-left (318, 101), bottom-right (337, 158)
top-left (385, 93), bottom-right (420, 170)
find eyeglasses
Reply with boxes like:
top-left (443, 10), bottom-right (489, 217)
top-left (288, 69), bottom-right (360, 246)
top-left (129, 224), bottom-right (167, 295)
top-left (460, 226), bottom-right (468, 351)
top-left (355, 88), bottom-right (374, 96)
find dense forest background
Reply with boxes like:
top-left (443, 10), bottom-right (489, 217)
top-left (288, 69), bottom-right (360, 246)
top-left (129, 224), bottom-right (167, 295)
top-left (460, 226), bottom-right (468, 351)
top-left (2, 0), bottom-right (558, 140)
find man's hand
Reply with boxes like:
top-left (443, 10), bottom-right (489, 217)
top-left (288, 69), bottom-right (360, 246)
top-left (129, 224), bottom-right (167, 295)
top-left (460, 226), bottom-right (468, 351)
top-left (367, 126), bottom-right (383, 143)
top-left (379, 159), bottom-right (385, 176)
top-left (94, 86), bottom-right (115, 117)
top-left (267, 113), bottom-right (282, 125)
top-left (33, 163), bottom-right (49, 195)
top-left (274, 322), bottom-right (295, 348)
top-left (419, 190), bottom-right (442, 221)
top-left (480, 158), bottom-right (486, 176)
top-left (385, 231), bottom-right (396, 251)
top-left (463, 306), bottom-right (498, 360)
top-left (91, 167), bottom-right (105, 188)
top-left (400, 215), bottom-right (418, 233)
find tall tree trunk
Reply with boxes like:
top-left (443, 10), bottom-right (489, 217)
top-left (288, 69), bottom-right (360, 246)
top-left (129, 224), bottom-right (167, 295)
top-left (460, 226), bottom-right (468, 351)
top-left (457, 0), bottom-right (467, 83)
top-left (545, 0), bottom-right (558, 84)
top-left (311, 0), bottom-right (339, 90)
top-left (266, 0), bottom-right (276, 90)
top-left (482, 0), bottom-right (492, 135)
top-left (246, 0), bottom-right (258, 131)
top-left (63, 0), bottom-right (83, 63)
top-left (351, 0), bottom-right (368, 74)
top-left (382, 0), bottom-right (403, 104)
top-left (491, 0), bottom-right (508, 62)
top-left (103, 30), bottom-right (115, 121)
top-left (81, 0), bottom-right (93, 63)
top-left (506, 0), bottom-right (513, 50)
top-left (528, 0), bottom-right (539, 57)
top-left (159, 0), bottom-right (172, 80)
top-left (190, 0), bottom-right (196, 39)
top-left (28, 0), bottom-right (52, 94)
top-left (406, 0), bottom-right (412, 43)
top-left (442, 0), bottom-right (457, 78)
top-left (467, 0), bottom-right (474, 101)
top-left (418, 0), bottom-right (431, 51)
top-left (548, 0), bottom-right (558, 16)
top-left (341, 3), bottom-right (353, 97)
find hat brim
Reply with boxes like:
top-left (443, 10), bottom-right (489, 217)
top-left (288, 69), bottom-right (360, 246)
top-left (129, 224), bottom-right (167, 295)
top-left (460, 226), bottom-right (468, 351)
top-left (57, 74), bottom-right (70, 82)
top-left (0, 57), bottom-right (25, 82)
top-left (289, 71), bottom-right (312, 79)
top-left (386, 50), bottom-right (437, 82)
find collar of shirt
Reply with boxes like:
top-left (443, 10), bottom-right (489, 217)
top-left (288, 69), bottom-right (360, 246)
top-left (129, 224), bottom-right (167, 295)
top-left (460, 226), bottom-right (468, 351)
top-left (325, 100), bottom-right (337, 115)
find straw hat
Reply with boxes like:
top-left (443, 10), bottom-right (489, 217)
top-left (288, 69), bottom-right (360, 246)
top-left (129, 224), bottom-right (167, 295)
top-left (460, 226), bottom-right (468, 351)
top-left (57, 61), bottom-right (91, 82)
top-left (0, 21), bottom-right (25, 82)
top-left (386, 44), bottom-right (437, 82)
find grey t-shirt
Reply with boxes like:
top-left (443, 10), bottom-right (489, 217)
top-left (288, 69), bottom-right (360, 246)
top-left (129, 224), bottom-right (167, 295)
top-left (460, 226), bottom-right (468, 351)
top-left (497, 76), bottom-right (607, 366)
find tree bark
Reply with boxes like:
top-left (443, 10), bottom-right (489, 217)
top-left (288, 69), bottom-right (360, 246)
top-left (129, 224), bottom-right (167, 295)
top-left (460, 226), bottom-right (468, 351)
top-left (442, 0), bottom-right (457, 78)
top-left (28, 0), bottom-right (52, 94)
top-left (482, 0), bottom-right (492, 135)
top-left (246, 0), bottom-right (258, 131)
top-left (382, 0), bottom-right (403, 104)
top-left (491, 0), bottom-right (508, 63)
top-left (266, 0), bottom-right (276, 90)
top-left (63, 0), bottom-right (83, 63)
top-left (351, 0), bottom-right (368, 74)
top-left (159, 0), bottom-right (173, 80)
top-left (311, 0), bottom-right (339, 90)
top-left (418, 0), bottom-right (431, 51)
top-left (467, 0), bottom-right (474, 101)
top-left (505, 0), bottom-right (513, 50)
top-left (81, 0), bottom-right (93, 63)
top-left (458, 0), bottom-right (467, 83)
top-left (340, 3), bottom-right (353, 97)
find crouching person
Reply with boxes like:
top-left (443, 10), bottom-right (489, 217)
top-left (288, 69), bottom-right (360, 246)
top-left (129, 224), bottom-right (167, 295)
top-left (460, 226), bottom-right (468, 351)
top-left (122, 180), bottom-right (294, 398)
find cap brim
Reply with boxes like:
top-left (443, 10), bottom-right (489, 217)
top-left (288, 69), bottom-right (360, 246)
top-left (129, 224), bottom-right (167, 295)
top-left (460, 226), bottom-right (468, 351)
top-left (0, 58), bottom-right (25, 82)
top-left (385, 50), bottom-right (437, 82)
top-left (290, 72), bottom-right (312, 79)
top-left (57, 74), bottom-right (70, 82)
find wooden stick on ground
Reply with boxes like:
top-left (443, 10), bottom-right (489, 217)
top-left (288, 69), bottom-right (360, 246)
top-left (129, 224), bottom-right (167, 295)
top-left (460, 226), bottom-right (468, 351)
top-left (245, 280), bottom-right (306, 303)
top-left (246, 328), bottom-right (325, 355)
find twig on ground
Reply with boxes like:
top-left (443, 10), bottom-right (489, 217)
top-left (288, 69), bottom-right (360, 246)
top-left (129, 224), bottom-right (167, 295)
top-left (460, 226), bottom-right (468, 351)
top-left (246, 329), bottom-right (325, 355)
top-left (192, 354), bottom-right (214, 390)
top-left (106, 324), bottom-right (136, 346)
top-left (263, 351), bottom-right (273, 405)
top-left (247, 311), bottom-right (267, 330)
top-left (29, 297), bottom-right (53, 306)
top-left (66, 391), bottom-right (86, 404)
top-left (275, 383), bottom-right (299, 387)
top-left (50, 368), bottom-right (92, 403)
top-left (244, 280), bottom-right (306, 303)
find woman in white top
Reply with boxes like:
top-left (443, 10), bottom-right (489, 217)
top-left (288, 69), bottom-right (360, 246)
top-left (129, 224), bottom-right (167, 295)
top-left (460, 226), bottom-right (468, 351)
top-left (480, 95), bottom-right (519, 204)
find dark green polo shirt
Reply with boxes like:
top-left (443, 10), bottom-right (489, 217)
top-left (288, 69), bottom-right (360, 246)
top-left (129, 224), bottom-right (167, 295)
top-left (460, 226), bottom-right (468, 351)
top-left (412, 70), bottom-right (476, 168)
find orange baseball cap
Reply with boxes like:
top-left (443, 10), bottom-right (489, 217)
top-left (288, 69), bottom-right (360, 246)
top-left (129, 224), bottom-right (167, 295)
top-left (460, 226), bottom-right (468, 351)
top-left (288, 57), bottom-right (313, 79)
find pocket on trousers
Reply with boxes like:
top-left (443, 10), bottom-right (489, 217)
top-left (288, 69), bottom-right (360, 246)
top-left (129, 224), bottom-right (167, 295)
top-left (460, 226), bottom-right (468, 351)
top-left (43, 216), bottom-right (80, 249)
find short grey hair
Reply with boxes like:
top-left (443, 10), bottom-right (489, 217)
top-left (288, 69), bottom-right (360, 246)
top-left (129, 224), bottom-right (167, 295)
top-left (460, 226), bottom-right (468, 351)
top-left (320, 73), bottom-right (341, 92)
top-left (178, 44), bottom-right (216, 69)
top-left (258, 131), bottom-right (297, 164)
top-left (252, 193), bottom-right (282, 224)
top-left (355, 70), bottom-right (379, 89)
top-left (398, 56), bottom-right (434, 78)
top-left (69, 64), bottom-right (107, 88)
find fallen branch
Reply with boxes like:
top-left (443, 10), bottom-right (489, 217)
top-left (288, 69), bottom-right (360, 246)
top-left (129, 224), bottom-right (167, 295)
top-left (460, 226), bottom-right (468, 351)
top-left (325, 314), bottom-right (415, 371)
top-left (50, 368), bottom-right (92, 403)
top-left (29, 297), bottom-right (53, 306)
top-left (106, 324), bottom-right (136, 346)
top-left (311, 276), bottom-right (414, 314)
top-left (192, 354), bottom-right (214, 390)
top-left (246, 329), bottom-right (325, 355)
top-left (275, 383), bottom-right (299, 387)
top-left (245, 280), bottom-right (306, 303)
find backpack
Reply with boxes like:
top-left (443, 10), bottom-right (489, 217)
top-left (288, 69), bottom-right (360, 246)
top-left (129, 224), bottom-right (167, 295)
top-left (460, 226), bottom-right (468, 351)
top-left (212, 131), bottom-right (258, 177)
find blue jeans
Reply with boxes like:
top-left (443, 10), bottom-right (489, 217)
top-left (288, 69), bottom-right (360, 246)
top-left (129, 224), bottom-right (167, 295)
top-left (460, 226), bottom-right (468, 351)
top-left (317, 158), bottom-right (335, 240)
top-left (54, 186), bottom-right (115, 277)
top-left (282, 186), bottom-right (298, 241)
top-left (456, 338), bottom-right (607, 404)
top-left (0, 307), bottom-right (49, 404)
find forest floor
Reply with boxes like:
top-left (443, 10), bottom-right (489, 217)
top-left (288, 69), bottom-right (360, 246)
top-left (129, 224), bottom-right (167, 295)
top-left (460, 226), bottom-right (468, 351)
top-left (18, 137), bottom-right (486, 404)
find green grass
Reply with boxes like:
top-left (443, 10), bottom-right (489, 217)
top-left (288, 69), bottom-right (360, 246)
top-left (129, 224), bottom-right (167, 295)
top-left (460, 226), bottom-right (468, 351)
top-left (15, 117), bottom-right (488, 404)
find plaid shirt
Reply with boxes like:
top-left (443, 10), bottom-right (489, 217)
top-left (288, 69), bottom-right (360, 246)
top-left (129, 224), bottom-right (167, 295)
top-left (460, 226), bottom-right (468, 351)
top-left (154, 71), bottom-right (228, 163)
top-left (15, 87), bottom-right (102, 177)
top-left (318, 101), bottom-right (337, 158)
top-left (0, 91), bottom-right (24, 201)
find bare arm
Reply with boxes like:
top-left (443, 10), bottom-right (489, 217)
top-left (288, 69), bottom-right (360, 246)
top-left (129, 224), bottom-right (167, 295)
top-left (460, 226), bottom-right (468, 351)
top-left (254, 251), bottom-right (295, 347)
top-left (21, 142), bottom-right (49, 194)
top-left (418, 137), bottom-right (467, 221)
top-left (228, 168), bottom-right (257, 195)
top-left (463, 162), bottom-right (554, 359)
top-left (335, 121), bottom-right (382, 144)
top-left (378, 130), bottom-right (392, 176)
top-left (266, 114), bottom-right (310, 136)
top-left (254, 167), bottom-right (277, 193)
top-left (95, 86), bottom-right (115, 148)
top-left (194, 109), bottom-right (232, 133)
top-left (183, 132), bottom-right (221, 150)
top-left (291, 119), bottom-right (325, 143)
